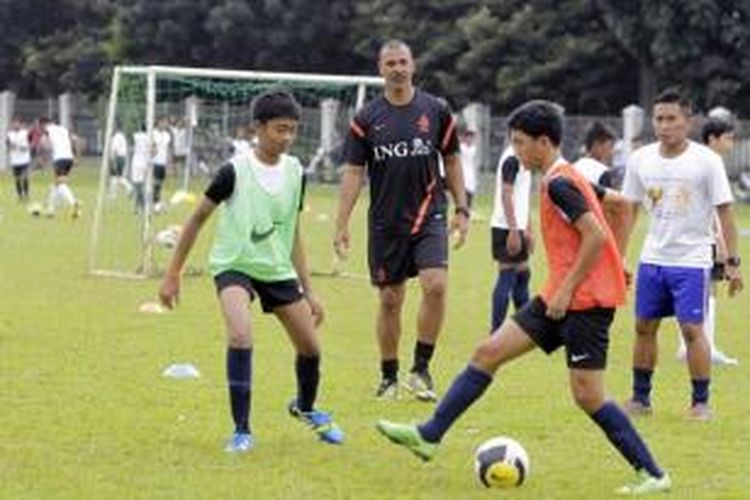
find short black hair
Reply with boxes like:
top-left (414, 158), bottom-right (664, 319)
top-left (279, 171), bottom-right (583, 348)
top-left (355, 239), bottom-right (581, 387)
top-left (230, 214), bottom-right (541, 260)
top-left (584, 121), bottom-right (616, 151)
top-left (379, 39), bottom-right (412, 58)
top-left (654, 87), bottom-right (692, 114)
top-left (507, 100), bottom-right (563, 146)
top-left (701, 118), bottom-right (734, 145)
top-left (251, 90), bottom-right (301, 124)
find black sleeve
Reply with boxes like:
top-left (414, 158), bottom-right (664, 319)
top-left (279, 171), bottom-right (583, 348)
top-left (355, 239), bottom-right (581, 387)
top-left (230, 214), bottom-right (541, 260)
top-left (547, 177), bottom-right (591, 223)
top-left (438, 104), bottom-right (459, 156)
top-left (299, 174), bottom-right (307, 212)
top-left (501, 156), bottom-right (520, 184)
top-left (598, 170), bottom-right (614, 189)
top-left (591, 180), bottom-right (607, 199)
top-left (343, 115), bottom-right (369, 167)
top-left (204, 163), bottom-right (235, 204)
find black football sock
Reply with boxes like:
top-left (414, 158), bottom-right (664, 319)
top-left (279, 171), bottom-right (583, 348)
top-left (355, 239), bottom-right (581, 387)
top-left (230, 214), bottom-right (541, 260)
top-left (227, 347), bottom-right (252, 433)
top-left (295, 353), bottom-right (320, 412)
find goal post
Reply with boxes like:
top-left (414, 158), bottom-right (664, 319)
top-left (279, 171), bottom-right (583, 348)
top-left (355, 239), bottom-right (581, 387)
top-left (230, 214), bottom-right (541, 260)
top-left (88, 64), bottom-right (382, 279)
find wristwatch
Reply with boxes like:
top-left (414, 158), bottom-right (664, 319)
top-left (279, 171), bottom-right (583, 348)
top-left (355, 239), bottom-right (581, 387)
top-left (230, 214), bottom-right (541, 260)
top-left (727, 256), bottom-right (741, 267)
top-left (455, 206), bottom-right (471, 218)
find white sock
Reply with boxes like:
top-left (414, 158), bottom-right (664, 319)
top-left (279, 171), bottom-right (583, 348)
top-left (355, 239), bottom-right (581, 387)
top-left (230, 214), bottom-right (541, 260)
top-left (119, 177), bottom-right (133, 193)
top-left (705, 295), bottom-right (716, 353)
top-left (58, 183), bottom-right (76, 206)
top-left (46, 185), bottom-right (58, 213)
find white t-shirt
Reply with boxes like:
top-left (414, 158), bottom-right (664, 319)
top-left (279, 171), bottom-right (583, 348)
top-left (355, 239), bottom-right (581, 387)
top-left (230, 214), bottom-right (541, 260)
top-left (249, 150), bottom-right (284, 193)
top-left (574, 157), bottom-right (608, 186)
top-left (46, 124), bottom-right (74, 161)
top-left (131, 132), bottom-right (150, 183)
top-left (111, 131), bottom-right (128, 158)
top-left (232, 139), bottom-right (252, 158)
top-left (171, 126), bottom-right (188, 157)
top-left (491, 147), bottom-right (532, 229)
top-left (459, 142), bottom-right (478, 193)
top-left (7, 129), bottom-right (31, 166)
top-left (622, 141), bottom-right (734, 268)
top-left (152, 129), bottom-right (171, 165)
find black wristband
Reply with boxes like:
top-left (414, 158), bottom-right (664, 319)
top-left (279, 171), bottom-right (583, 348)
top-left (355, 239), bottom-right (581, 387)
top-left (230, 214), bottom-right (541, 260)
top-left (454, 205), bottom-right (471, 218)
top-left (727, 256), bottom-right (741, 267)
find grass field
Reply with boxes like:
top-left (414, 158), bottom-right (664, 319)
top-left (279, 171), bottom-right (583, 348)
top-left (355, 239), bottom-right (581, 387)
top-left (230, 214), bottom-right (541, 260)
top-left (1, 161), bottom-right (749, 499)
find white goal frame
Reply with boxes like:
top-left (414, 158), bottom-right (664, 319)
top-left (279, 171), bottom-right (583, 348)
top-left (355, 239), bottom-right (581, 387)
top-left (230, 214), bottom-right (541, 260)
top-left (89, 64), bottom-right (383, 279)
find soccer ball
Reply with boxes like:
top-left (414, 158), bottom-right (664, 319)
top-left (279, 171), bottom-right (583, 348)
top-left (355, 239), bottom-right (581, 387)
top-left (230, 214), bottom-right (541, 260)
top-left (474, 436), bottom-right (530, 488)
top-left (154, 225), bottom-right (182, 249)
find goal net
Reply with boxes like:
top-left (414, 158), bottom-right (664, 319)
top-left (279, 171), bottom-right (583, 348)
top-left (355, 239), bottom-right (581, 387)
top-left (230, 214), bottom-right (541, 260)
top-left (88, 65), bottom-right (382, 279)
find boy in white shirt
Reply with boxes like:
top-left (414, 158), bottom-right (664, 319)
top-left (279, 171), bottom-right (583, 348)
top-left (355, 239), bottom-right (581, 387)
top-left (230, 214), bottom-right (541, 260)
top-left (109, 127), bottom-right (131, 198)
top-left (574, 122), bottom-right (617, 188)
top-left (621, 89), bottom-right (743, 420)
top-left (130, 127), bottom-right (151, 213)
top-left (40, 117), bottom-right (80, 218)
top-left (152, 117), bottom-right (172, 210)
top-left (6, 116), bottom-right (31, 202)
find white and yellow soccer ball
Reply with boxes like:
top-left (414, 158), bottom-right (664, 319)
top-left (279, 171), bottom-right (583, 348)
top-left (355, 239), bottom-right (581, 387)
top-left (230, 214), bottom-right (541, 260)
top-left (474, 436), bottom-right (530, 488)
top-left (170, 190), bottom-right (197, 206)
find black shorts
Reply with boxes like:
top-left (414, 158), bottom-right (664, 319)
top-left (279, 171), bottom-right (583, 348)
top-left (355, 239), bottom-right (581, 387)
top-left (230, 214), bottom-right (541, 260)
top-left (110, 157), bottom-right (126, 177)
top-left (512, 296), bottom-right (614, 370)
top-left (492, 227), bottom-right (530, 264)
top-left (368, 228), bottom-right (448, 286)
top-left (153, 164), bottom-right (167, 181)
top-left (213, 270), bottom-right (304, 313)
top-left (710, 245), bottom-right (725, 281)
top-left (53, 159), bottom-right (74, 176)
top-left (12, 164), bottom-right (29, 177)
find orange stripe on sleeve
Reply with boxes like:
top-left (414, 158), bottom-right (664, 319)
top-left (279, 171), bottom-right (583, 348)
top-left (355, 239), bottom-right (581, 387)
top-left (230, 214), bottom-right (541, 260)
top-left (440, 116), bottom-right (456, 152)
top-left (350, 120), bottom-right (366, 138)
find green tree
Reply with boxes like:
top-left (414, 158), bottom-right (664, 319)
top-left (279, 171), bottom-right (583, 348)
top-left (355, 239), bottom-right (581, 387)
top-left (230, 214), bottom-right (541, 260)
top-left (593, 0), bottom-right (750, 112)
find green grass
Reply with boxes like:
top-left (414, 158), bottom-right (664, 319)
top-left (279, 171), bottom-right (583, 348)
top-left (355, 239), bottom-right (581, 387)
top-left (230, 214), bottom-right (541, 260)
top-left (1, 162), bottom-right (749, 499)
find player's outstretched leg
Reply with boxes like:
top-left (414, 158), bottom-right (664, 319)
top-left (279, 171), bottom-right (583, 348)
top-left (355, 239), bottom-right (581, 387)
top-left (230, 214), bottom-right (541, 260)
top-left (377, 320), bottom-right (534, 461)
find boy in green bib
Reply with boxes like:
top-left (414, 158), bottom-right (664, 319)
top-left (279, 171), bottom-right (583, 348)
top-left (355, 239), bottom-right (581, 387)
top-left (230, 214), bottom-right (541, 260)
top-left (159, 90), bottom-right (344, 452)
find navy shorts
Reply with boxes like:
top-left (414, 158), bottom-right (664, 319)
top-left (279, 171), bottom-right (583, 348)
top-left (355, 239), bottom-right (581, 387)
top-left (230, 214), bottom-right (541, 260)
top-left (512, 296), bottom-right (614, 370)
top-left (635, 263), bottom-right (709, 324)
top-left (110, 157), bottom-right (126, 177)
top-left (492, 227), bottom-right (530, 264)
top-left (53, 159), bottom-right (74, 176)
top-left (368, 228), bottom-right (448, 286)
top-left (153, 164), bottom-right (167, 181)
top-left (214, 270), bottom-right (304, 313)
top-left (12, 164), bottom-right (29, 177)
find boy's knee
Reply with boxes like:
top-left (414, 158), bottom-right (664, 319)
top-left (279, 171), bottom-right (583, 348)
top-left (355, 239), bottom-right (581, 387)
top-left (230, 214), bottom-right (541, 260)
top-left (472, 338), bottom-right (504, 373)
top-left (570, 379), bottom-right (604, 413)
top-left (379, 288), bottom-right (404, 312)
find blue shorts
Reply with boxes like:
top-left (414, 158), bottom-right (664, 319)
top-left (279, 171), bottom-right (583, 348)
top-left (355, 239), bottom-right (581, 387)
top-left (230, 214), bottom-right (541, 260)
top-left (635, 263), bottom-right (709, 324)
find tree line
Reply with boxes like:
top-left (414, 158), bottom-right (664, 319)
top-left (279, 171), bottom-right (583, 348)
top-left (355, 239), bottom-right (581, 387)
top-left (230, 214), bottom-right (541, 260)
top-left (1, 0), bottom-right (749, 115)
